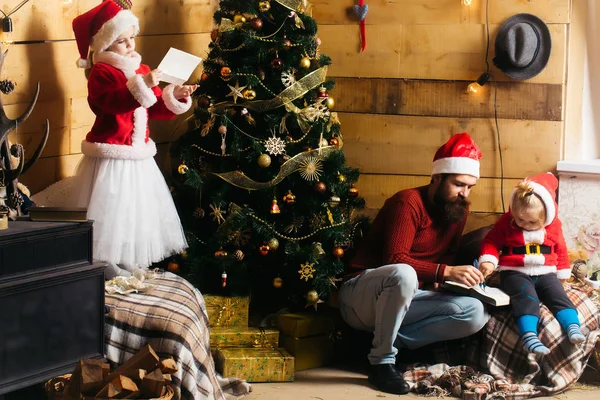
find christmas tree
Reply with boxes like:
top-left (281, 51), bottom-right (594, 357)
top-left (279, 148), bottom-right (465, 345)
top-left (170, 0), bottom-right (366, 312)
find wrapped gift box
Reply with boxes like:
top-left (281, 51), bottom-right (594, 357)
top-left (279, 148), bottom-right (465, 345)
top-left (214, 348), bottom-right (294, 382)
top-left (277, 312), bottom-right (337, 371)
top-left (210, 327), bottom-right (279, 349)
top-left (203, 295), bottom-right (249, 328)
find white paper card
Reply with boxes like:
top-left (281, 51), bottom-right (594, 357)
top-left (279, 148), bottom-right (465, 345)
top-left (157, 48), bottom-right (202, 85)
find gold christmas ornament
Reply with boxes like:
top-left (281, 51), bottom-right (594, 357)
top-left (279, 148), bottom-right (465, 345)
top-left (167, 261), bottom-right (180, 273)
top-left (259, 244), bottom-right (271, 256)
top-left (201, 72), bottom-right (210, 81)
top-left (233, 249), bottom-right (245, 261)
top-left (178, 163), bottom-right (189, 175)
top-left (312, 242), bottom-right (326, 259)
top-left (215, 249), bottom-right (228, 257)
top-left (305, 290), bottom-right (324, 311)
top-left (348, 184), bottom-right (359, 198)
top-left (233, 14), bottom-right (246, 23)
top-left (273, 277), bottom-right (283, 288)
top-left (257, 153), bottom-right (272, 168)
top-left (282, 190), bottom-right (296, 205)
top-left (258, 0), bottom-right (271, 12)
top-left (325, 97), bottom-right (335, 109)
top-left (332, 246), bottom-right (344, 258)
top-left (328, 194), bottom-right (341, 208)
top-left (298, 156), bottom-right (323, 181)
top-left (218, 125), bottom-right (228, 135)
top-left (338, 174), bottom-right (346, 183)
top-left (181, 250), bottom-right (188, 260)
top-left (268, 237), bottom-right (280, 251)
top-left (243, 88), bottom-right (257, 100)
top-left (299, 56), bottom-right (311, 69)
top-left (270, 199), bottom-right (281, 214)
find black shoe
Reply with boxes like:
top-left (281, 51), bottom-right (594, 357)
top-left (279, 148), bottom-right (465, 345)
top-left (368, 364), bottom-right (410, 395)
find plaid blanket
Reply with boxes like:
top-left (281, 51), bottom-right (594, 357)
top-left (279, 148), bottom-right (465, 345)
top-left (104, 272), bottom-right (251, 400)
top-left (403, 284), bottom-right (600, 399)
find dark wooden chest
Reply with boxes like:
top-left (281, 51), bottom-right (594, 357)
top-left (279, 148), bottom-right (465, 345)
top-left (0, 221), bottom-right (105, 395)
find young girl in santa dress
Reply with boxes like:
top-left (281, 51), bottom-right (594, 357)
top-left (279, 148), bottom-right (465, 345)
top-left (34, 0), bottom-right (195, 275)
top-left (478, 172), bottom-right (585, 355)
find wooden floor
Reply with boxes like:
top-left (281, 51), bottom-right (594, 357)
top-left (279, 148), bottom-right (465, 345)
top-left (245, 366), bottom-right (600, 400)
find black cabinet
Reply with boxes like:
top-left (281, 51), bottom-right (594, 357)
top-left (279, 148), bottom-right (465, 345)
top-left (0, 221), bottom-right (105, 395)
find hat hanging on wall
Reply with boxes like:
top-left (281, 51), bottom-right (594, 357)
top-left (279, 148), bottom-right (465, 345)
top-left (493, 13), bottom-right (551, 80)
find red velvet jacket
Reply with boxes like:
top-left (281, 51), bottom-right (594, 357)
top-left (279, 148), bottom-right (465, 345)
top-left (82, 51), bottom-right (191, 160)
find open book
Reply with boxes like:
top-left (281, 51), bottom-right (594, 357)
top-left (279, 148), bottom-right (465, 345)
top-left (441, 281), bottom-right (511, 307)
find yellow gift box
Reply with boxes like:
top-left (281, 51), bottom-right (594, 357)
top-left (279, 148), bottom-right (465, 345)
top-left (210, 327), bottom-right (279, 349)
top-left (279, 334), bottom-right (334, 371)
top-left (203, 295), bottom-right (249, 328)
top-left (277, 312), bottom-right (335, 338)
top-left (214, 348), bottom-right (295, 382)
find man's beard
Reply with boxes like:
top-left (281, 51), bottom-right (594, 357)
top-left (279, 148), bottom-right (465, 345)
top-left (433, 189), bottom-right (470, 224)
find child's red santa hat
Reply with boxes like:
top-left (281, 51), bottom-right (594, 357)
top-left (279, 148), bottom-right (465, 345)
top-left (511, 172), bottom-right (558, 226)
top-left (72, 0), bottom-right (139, 68)
top-left (431, 132), bottom-right (482, 179)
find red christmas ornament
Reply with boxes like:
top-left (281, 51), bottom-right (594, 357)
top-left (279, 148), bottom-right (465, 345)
top-left (221, 271), bottom-right (228, 288)
top-left (167, 261), bottom-right (180, 273)
top-left (317, 86), bottom-right (329, 98)
top-left (198, 96), bottom-right (210, 108)
top-left (250, 18), bottom-right (263, 31)
top-left (332, 246), bottom-right (345, 258)
top-left (329, 137), bottom-right (340, 147)
top-left (270, 199), bottom-right (281, 214)
top-left (348, 184), bottom-right (359, 198)
top-left (314, 181), bottom-right (327, 194)
top-left (259, 244), bottom-right (271, 256)
top-left (201, 72), bottom-right (210, 81)
top-left (271, 58), bottom-right (283, 69)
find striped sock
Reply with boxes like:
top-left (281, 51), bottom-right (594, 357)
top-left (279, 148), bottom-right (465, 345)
top-left (521, 332), bottom-right (550, 355)
top-left (567, 324), bottom-right (585, 344)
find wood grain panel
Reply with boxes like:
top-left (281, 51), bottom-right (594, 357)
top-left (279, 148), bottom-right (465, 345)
top-left (330, 78), bottom-right (563, 121)
top-left (20, 153), bottom-right (83, 195)
top-left (4, 0), bottom-right (218, 42)
top-left (311, 0), bottom-right (570, 25)
top-left (319, 24), bottom-right (566, 84)
top-left (339, 113), bottom-right (562, 179)
top-left (4, 34), bottom-right (209, 106)
top-left (357, 174), bottom-right (518, 213)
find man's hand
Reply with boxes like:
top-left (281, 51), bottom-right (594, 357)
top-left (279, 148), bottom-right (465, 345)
top-left (443, 265), bottom-right (484, 287)
top-left (143, 69), bottom-right (162, 88)
top-left (479, 261), bottom-right (495, 278)
top-left (173, 84), bottom-right (198, 100)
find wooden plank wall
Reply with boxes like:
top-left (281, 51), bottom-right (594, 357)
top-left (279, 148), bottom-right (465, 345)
top-left (6, 1), bottom-right (569, 232)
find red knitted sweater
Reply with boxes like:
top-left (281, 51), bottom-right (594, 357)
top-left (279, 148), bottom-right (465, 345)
top-left (348, 186), bottom-right (467, 283)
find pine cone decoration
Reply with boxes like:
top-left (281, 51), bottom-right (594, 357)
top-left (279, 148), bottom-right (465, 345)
top-left (10, 143), bottom-right (22, 158)
top-left (7, 191), bottom-right (23, 208)
top-left (0, 79), bottom-right (16, 95)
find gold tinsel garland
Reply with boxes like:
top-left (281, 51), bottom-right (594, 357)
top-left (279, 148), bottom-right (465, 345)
top-left (211, 146), bottom-right (336, 190)
top-left (210, 66), bottom-right (328, 114)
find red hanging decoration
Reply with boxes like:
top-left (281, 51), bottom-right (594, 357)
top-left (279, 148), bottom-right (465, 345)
top-left (353, 1), bottom-right (368, 52)
top-left (221, 271), bottom-right (228, 288)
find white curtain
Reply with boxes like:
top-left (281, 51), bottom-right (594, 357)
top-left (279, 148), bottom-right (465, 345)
top-left (582, 0), bottom-right (600, 159)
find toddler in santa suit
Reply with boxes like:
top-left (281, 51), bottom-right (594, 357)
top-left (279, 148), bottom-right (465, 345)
top-left (478, 172), bottom-right (585, 355)
top-left (43, 0), bottom-right (196, 274)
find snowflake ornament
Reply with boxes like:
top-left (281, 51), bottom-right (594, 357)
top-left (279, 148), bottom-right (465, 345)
top-left (298, 262), bottom-right (316, 281)
top-left (264, 135), bottom-right (286, 156)
top-left (226, 81), bottom-right (247, 103)
top-left (281, 69), bottom-right (297, 87)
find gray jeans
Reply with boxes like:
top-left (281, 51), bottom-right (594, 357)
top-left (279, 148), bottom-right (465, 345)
top-left (339, 264), bottom-right (489, 365)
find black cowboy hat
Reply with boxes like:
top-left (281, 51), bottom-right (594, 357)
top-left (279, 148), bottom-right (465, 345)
top-left (493, 13), bottom-right (552, 80)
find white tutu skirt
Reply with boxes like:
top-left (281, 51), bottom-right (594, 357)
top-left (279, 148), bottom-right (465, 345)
top-left (32, 156), bottom-right (187, 268)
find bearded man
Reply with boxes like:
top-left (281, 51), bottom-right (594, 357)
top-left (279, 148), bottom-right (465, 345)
top-left (339, 133), bottom-right (489, 395)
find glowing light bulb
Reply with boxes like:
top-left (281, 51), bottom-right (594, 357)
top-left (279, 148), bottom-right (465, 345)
top-left (462, 0), bottom-right (473, 5)
top-left (467, 82), bottom-right (481, 93)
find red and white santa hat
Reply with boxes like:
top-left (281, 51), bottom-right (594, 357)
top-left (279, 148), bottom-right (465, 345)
top-left (511, 172), bottom-right (558, 226)
top-left (431, 132), bottom-right (482, 179)
top-left (72, 0), bottom-right (139, 68)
